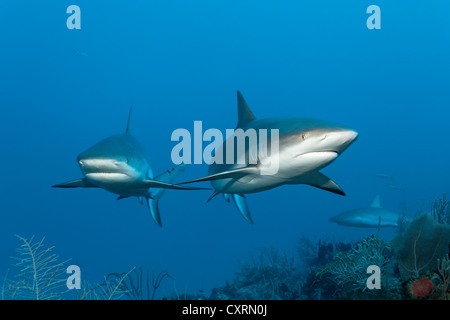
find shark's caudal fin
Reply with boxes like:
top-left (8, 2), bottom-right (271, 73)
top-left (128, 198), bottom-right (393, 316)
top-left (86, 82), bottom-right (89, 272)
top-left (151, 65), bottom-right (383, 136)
top-left (236, 91), bottom-right (256, 129)
top-left (232, 194), bottom-right (253, 224)
top-left (288, 171), bottom-right (345, 196)
top-left (146, 164), bottom-right (194, 227)
top-left (52, 178), bottom-right (98, 188)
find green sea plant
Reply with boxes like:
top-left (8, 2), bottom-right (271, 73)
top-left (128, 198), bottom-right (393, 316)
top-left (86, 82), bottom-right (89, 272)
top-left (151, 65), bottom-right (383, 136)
top-left (433, 256), bottom-right (450, 300)
top-left (86, 267), bottom-right (172, 300)
top-left (431, 194), bottom-right (450, 225)
top-left (9, 235), bottom-right (69, 300)
top-left (315, 235), bottom-right (397, 298)
top-left (392, 213), bottom-right (450, 281)
top-left (210, 247), bottom-right (303, 300)
top-left (1, 235), bottom-right (172, 300)
top-left (74, 267), bottom-right (174, 300)
top-left (74, 266), bottom-right (138, 300)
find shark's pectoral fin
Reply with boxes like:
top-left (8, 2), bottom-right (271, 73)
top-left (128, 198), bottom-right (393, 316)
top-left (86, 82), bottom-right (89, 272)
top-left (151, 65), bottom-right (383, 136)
top-left (52, 178), bottom-right (98, 188)
top-left (207, 191), bottom-right (220, 202)
top-left (178, 167), bottom-right (258, 185)
top-left (232, 194), bottom-right (254, 224)
top-left (144, 179), bottom-right (209, 190)
top-left (146, 197), bottom-right (162, 227)
top-left (289, 171), bottom-right (346, 196)
top-left (237, 175), bottom-right (256, 184)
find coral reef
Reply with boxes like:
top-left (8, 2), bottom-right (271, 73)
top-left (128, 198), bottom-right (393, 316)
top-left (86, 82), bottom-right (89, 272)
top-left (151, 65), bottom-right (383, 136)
top-left (312, 236), bottom-right (403, 299)
top-left (210, 247), bottom-right (303, 300)
top-left (208, 240), bottom-right (354, 300)
top-left (392, 213), bottom-right (450, 280)
top-left (3, 235), bottom-right (69, 300)
top-left (431, 194), bottom-right (449, 225)
top-left (432, 256), bottom-right (450, 300)
top-left (207, 220), bottom-right (448, 301)
top-left (297, 237), bottom-right (351, 268)
top-left (2, 195), bottom-right (449, 300)
top-left (0, 235), bottom-right (171, 300)
top-left (75, 267), bottom-right (173, 300)
top-left (76, 266), bottom-right (137, 300)
top-left (407, 278), bottom-right (433, 298)
top-left (105, 267), bottom-right (171, 300)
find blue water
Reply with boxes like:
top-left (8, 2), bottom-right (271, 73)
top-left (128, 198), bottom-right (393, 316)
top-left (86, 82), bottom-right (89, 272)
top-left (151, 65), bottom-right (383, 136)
top-left (0, 1), bottom-right (449, 298)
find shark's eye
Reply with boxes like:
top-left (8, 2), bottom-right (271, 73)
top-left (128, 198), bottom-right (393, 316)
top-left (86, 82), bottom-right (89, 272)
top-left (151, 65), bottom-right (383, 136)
top-left (301, 133), bottom-right (308, 140)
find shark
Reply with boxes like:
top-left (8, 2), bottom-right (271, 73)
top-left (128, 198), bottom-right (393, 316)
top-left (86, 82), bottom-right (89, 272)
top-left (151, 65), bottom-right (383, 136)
top-left (52, 108), bottom-right (207, 227)
top-left (329, 195), bottom-right (407, 228)
top-left (374, 173), bottom-right (395, 181)
top-left (180, 91), bottom-right (358, 223)
top-left (73, 49), bottom-right (88, 57)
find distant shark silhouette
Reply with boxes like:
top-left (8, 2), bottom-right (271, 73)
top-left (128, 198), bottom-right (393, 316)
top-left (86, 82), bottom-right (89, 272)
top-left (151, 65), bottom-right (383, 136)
top-left (73, 49), bottom-right (88, 57)
top-left (374, 173), bottom-right (395, 181)
top-left (53, 108), bottom-right (207, 227)
top-left (180, 91), bottom-right (358, 224)
top-left (329, 195), bottom-right (407, 228)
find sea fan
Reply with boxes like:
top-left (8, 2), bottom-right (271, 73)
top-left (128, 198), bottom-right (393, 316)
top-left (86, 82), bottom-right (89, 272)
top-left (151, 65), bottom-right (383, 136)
top-left (393, 213), bottom-right (450, 280)
top-left (10, 235), bottom-right (68, 300)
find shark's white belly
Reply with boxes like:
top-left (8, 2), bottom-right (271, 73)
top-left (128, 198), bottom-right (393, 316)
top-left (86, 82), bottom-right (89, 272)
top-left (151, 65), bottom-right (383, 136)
top-left (85, 173), bottom-right (147, 196)
top-left (211, 150), bottom-right (338, 194)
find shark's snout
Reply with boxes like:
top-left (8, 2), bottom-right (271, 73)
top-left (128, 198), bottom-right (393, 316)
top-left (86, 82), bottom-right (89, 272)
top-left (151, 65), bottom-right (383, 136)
top-left (343, 129), bottom-right (358, 144)
top-left (329, 129), bottom-right (358, 155)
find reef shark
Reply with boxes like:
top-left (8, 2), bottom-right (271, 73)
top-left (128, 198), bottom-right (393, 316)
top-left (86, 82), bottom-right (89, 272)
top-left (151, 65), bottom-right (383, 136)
top-left (73, 49), bottom-right (88, 57)
top-left (180, 91), bottom-right (358, 223)
top-left (329, 195), bottom-right (407, 228)
top-left (52, 108), bottom-right (206, 227)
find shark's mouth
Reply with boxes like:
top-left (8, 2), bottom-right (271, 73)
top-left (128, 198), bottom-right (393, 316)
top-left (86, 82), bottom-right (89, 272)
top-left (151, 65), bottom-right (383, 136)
top-left (85, 172), bottom-right (131, 182)
top-left (85, 172), bottom-right (129, 176)
top-left (293, 151), bottom-right (339, 171)
top-left (295, 150), bottom-right (339, 159)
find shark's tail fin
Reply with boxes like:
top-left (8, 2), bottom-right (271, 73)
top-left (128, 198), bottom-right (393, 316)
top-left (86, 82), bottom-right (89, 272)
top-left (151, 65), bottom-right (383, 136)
top-left (146, 164), bottom-right (188, 227)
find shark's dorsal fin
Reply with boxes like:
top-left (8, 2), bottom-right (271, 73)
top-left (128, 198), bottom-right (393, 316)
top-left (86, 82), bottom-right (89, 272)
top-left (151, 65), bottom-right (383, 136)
top-left (126, 106), bottom-right (133, 134)
top-left (236, 91), bottom-right (255, 129)
top-left (371, 195), bottom-right (381, 208)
